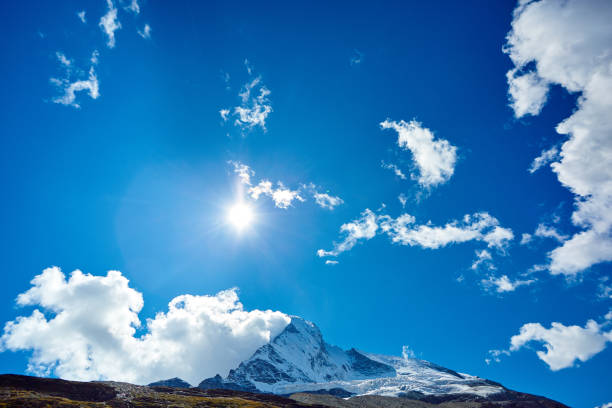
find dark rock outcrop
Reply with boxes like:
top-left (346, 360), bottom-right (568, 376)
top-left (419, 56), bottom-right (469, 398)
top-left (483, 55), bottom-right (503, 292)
top-left (147, 377), bottom-right (191, 388)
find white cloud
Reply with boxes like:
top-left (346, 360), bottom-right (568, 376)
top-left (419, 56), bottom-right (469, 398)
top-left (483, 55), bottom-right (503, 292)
top-left (318, 210), bottom-right (513, 258)
top-left (317, 209), bottom-right (379, 257)
top-left (244, 58), bottom-right (253, 76)
top-left (486, 349), bottom-right (511, 364)
top-left (325, 260), bottom-right (339, 265)
top-left (534, 223), bottom-right (567, 243)
top-left (229, 160), bottom-right (255, 186)
top-left (481, 275), bottom-right (534, 293)
top-left (380, 212), bottom-right (513, 251)
top-left (221, 69), bottom-right (272, 132)
top-left (381, 161), bottom-right (407, 180)
top-left (90, 50), bottom-right (100, 65)
top-left (380, 119), bottom-right (457, 188)
top-left (99, 0), bottom-right (121, 48)
top-left (55, 52), bottom-right (71, 67)
top-left (126, 0), bottom-right (140, 14)
top-left (505, 0), bottom-right (612, 277)
top-left (248, 180), bottom-right (303, 209)
top-left (507, 319), bottom-right (612, 371)
top-left (230, 162), bottom-right (341, 211)
top-left (529, 146), bottom-right (559, 173)
top-left (220, 109), bottom-right (230, 121)
top-left (520, 233), bottom-right (532, 245)
top-left (138, 24), bottom-right (151, 39)
top-left (314, 192), bottom-right (343, 210)
top-left (471, 249), bottom-right (494, 271)
top-left (598, 277), bottom-right (612, 299)
top-left (398, 193), bottom-right (408, 208)
top-left (77, 11), bottom-right (86, 24)
top-left (51, 66), bottom-right (99, 108)
top-left (401, 345), bottom-right (416, 360)
top-left (595, 403), bottom-right (612, 408)
top-left (506, 69), bottom-right (549, 117)
top-left (0, 267), bottom-right (289, 386)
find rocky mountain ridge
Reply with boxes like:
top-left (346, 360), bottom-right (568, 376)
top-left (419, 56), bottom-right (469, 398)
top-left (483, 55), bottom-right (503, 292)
top-left (197, 316), bottom-right (504, 398)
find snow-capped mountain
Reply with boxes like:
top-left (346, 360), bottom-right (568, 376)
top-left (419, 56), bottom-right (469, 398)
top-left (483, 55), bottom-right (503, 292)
top-left (197, 316), bottom-right (504, 398)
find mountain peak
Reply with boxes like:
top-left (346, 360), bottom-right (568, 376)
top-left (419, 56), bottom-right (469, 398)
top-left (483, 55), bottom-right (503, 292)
top-left (196, 315), bottom-right (508, 399)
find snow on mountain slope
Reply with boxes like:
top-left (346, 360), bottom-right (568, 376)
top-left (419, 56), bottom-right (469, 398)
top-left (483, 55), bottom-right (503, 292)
top-left (198, 316), bottom-right (504, 398)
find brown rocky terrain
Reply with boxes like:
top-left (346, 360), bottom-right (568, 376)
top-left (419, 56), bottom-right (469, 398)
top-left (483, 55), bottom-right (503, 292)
top-left (0, 374), bottom-right (569, 408)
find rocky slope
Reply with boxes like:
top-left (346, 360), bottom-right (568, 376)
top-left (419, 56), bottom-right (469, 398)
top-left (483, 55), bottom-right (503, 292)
top-left (0, 374), bottom-right (568, 408)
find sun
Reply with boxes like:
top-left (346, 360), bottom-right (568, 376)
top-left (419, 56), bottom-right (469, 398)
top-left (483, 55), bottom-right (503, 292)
top-left (227, 202), bottom-right (254, 231)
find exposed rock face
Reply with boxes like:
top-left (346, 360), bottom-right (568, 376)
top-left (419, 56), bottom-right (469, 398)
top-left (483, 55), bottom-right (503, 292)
top-left (147, 377), bottom-right (191, 388)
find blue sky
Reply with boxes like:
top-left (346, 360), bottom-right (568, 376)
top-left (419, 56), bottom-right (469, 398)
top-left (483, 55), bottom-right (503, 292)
top-left (1, 1), bottom-right (611, 407)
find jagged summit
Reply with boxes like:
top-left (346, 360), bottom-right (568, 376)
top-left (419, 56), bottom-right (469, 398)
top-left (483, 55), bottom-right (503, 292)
top-left (197, 315), bottom-right (501, 398)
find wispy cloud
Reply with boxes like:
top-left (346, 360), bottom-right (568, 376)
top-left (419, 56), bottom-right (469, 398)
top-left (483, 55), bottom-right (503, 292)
top-left (138, 24), bottom-right (151, 39)
top-left (318, 210), bottom-right (513, 259)
top-left (221, 62), bottom-right (272, 133)
top-left (350, 49), bottom-right (363, 66)
top-left (381, 161), bottom-right (407, 180)
top-left (125, 0), bottom-right (140, 14)
top-left (50, 51), bottom-right (99, 108)
top-left (481, 275), bottom-right (534, 293)
top-left (77, 11), bottom-right (86, 24)
top-left (230, 162), bottom-right (341, 211)
top-left (529, 146), bottom-right (559, 173)
top-left (99, 0), bottom-right (121, 48)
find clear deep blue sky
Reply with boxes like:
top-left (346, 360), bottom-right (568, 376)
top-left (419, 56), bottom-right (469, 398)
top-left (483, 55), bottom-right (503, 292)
top-left (0, 1), bottom-right (610, 407)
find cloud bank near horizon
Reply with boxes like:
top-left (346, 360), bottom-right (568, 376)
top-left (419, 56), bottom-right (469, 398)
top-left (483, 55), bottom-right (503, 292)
top-left (0, 267), bottom-right (290, 386)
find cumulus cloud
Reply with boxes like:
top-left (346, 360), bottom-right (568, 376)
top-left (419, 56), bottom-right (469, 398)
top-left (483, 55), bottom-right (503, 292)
top-left (77, 11), bottom-right (86, 24)
top-left (380, 119), bottom-right (457, 188)
top-left (481, 275), bottom-right (535, 293)
top-left (381, 161), bottom-right (407, 180)
top-left (99, 0), bottom-right (121, 48)
top-left (318, 210), bottom-right (513, 259)
top-left (0, 267), bottom-right (289, 385)
top-left (506, 69), bottom-right (549, 117)
top-left (504, 318), bottom-right (612, 371)
top-left (504, 0), bottom-right (612, 277)
top-left (138, 24), bottom-right (151, 39)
